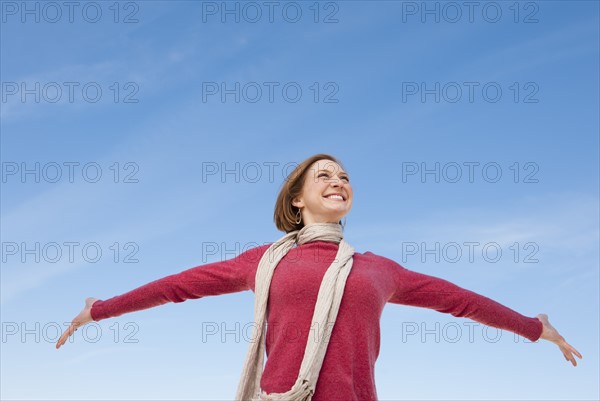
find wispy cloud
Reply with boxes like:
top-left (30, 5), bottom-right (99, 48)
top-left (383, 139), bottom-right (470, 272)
top-left (1, 35), bottom-right (210, 123)
top-left (351, 192), bottom-right (599, 268)
top-left (0, 125), bottom-right (256, 304)
top-left (462, 18), bottom-right (599, 80)
top-left (2, 61), bottom-right (123, 122)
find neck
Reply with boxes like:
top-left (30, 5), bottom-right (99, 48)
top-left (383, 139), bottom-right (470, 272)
top-left (296, 222), bottom-right (343, 246)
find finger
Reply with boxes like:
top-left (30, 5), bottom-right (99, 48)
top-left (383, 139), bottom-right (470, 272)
top-left (563, 351), bottom-right (573, 366)
top-left (563, 342), bottom-right (583, 359)
top-left (570, 355), bottom-right (577, 367)
top-left (55, 333), bottom-right (66, 349)
top-left (561, 348), bottom-right (578, 367)
top-left (56, 322), bottom-right (79, 349)
top-left (56, 327), bottom-right (72, 349)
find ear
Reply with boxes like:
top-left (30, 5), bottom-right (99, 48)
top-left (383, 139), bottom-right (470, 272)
top-left (292, 196), bottom-right (304, 209)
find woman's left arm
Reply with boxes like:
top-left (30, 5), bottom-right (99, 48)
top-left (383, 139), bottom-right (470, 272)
top-left (388, 262), bottom-right (583, 366)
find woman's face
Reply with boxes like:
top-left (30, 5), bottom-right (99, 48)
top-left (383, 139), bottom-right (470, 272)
top-left (292, 159), bottom-right (353, 226)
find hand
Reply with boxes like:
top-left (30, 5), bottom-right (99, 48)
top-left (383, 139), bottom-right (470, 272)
top-left (56, 297), bottom-right (98, 349)
top-left (536, 313), bottom-right (582, 367)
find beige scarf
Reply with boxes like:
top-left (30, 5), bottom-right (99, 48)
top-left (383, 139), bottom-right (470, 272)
top-left (235, 222), bottom-right (355, 401)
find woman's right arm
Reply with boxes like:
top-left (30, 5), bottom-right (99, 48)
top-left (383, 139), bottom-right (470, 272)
top-left (55, 243), bottom-right (270, 349)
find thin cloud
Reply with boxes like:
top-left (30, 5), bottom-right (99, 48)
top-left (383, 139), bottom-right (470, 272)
top-left (352, 192), bottom-right (599, 263)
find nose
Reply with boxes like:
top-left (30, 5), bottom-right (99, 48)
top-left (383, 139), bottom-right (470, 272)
top-left (330, 175), bottom-right (346, 188)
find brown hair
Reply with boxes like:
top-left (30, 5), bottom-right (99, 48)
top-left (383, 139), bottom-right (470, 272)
top-left (274, 153), bottom-right (347, 233)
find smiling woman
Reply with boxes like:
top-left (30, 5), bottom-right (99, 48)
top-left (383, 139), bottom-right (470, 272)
top-left (274, 154), bottom-right (352, 232)
top-left (56, 153), bottom-right (582, 401)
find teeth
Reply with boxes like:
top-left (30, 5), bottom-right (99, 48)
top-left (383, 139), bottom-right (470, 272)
top-left (325, 195), bottom-right (344, 201)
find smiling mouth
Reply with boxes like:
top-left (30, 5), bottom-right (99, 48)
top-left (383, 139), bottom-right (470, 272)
top-left (323, 194), bottom-right (346, 201)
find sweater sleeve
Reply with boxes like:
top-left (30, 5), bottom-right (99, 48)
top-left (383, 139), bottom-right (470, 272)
top-left (388, 262), bottom-right (543, 342)
top-left (90, 243), bottom-right (271, 322)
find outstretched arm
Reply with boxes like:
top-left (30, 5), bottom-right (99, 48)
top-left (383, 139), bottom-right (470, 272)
top-left (537, 313), bottom-right (583, 367)
top-left (55, 243), bottom-right (270, 349)
top-left (388, 262), bottom-right (582, 365)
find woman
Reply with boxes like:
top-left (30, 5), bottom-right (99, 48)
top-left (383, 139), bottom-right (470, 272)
top-left (56, 153), bottom-right (582, 401)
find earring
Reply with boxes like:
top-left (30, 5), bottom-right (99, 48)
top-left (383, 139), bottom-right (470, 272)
top-left (342, 217), bottom-right (347, 228)
top-left (295, 209), bottom-right (302, 224)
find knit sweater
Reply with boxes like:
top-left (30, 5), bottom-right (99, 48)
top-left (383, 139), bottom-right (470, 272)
top-left (90, 240), bottom-right (543, 401)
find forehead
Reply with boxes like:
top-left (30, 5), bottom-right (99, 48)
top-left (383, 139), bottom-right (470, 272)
top-left (308, 159), bottom-right (346, 174)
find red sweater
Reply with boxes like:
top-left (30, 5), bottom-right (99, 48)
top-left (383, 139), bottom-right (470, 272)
top-left (90, 240), bottom-right (543, 400)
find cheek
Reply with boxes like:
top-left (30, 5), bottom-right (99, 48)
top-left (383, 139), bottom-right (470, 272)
top-left (307, 190), bottom-right (322, 205)
top-left (312, 182), bottom-right (326, 195)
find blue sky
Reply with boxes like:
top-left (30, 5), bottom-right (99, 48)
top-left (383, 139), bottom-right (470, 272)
top-left (1, 1), bottom-right (598, 400)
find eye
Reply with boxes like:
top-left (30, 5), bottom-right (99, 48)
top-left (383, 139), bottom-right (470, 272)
top-left (318, 172), bottom-right (350, 182)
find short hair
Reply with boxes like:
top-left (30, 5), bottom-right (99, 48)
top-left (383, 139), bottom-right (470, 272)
top-left (273, 153), bottom-right (347, 233)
